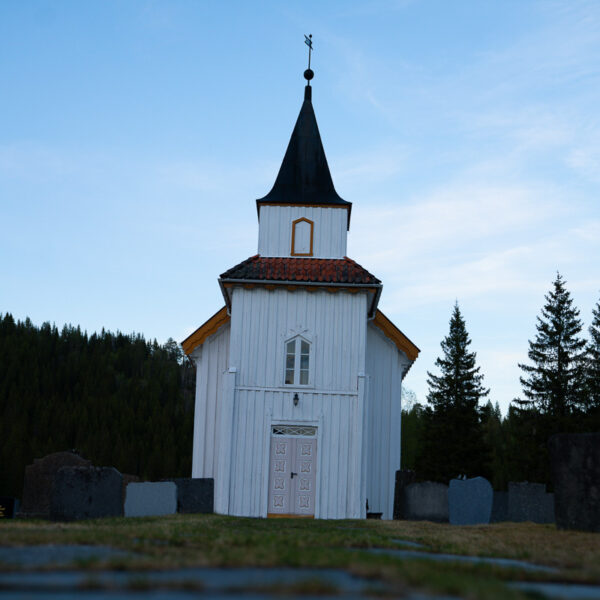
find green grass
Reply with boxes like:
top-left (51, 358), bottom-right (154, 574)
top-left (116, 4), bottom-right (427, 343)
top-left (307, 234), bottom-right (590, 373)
top-left (1, 515), bottom-right (598, 599)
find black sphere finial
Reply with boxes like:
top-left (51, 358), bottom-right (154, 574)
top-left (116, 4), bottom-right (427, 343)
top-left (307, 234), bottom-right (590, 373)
top-left (304, 68), bottom-right (314, 82)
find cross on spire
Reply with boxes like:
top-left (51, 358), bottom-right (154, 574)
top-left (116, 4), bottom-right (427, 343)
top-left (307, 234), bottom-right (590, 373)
top-left (304, 34), bottom-right (314, 85)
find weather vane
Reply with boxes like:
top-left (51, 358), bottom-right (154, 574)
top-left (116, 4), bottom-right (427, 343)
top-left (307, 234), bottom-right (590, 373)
top-left (304, 34), bottom-right (314, 84)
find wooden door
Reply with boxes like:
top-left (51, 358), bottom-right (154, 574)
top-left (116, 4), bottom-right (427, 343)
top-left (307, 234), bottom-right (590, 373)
top-left (268, 432), bottom-right (317, 517)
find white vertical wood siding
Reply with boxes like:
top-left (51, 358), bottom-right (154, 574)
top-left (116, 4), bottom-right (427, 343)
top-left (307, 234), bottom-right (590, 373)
top-left (224, 287), bottom-right (367, 518)
top-left (258, 206), bottom-right (348, 258)
top-left (365, 323), bottom-right (404, 520)
top-left (191, 322), bottom-right (230, 479)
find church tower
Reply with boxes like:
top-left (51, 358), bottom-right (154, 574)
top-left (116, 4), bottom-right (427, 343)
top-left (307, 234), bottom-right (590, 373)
top-left (183, 66), bottom-right (419, 519)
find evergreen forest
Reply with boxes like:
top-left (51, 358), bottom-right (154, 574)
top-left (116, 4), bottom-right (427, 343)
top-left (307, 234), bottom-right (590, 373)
top-left (0, 314), bottom-right (194, 498)
top-left (402, 274), bottom-right (600, 489)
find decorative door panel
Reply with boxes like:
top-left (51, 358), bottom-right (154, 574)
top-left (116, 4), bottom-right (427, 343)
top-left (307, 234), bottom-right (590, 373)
top-left (268, 428), bottom-right (317, 517)
top-left (268, 437), bottom-right (292, 514)
top-left (293, 438), bottom-right (317, 515)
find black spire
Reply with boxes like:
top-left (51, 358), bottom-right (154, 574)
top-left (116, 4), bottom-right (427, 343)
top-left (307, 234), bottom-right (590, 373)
top-left (256, 75), bottom-right (351, 218)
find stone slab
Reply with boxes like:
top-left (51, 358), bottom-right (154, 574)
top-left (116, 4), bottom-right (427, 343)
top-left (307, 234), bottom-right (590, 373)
top-left (393, 469), bottom-right (416, 520)
top-left (399, 481), bottom-right (449, 522)
top-left (448, 476), bottom-right (493, 525)
top-left (0, 497), bottom-right (19, 519)
top-left (508, 482), bottom-right (554, 524)
top-left (166, 478), bottom-right (214, 514)
top-left (124, 481), bottom-right (177, 517)
top-left (50, 466), bottom-right (123, 521)
top-left (20, 451), bottom-right (92, 518)
top-left (549, 432), bottom-right (600, 532)
top-left (490, 491), bottom-right (508, 523)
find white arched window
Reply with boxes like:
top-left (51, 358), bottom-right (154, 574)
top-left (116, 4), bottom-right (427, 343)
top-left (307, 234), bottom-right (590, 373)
top-left (284, 336), bottom-right (311, 386)
top-left (291, 218), bottom-right (314, 256)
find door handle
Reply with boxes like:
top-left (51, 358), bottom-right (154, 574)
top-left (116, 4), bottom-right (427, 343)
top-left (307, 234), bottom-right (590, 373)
top-left (291, 472), bottom-right (298, 479)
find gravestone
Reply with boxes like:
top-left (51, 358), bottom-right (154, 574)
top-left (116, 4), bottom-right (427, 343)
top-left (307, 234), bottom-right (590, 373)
top-left (124, 481), bottom-right (177, 517)
top-left (549, 433), bottom-right (600, 532)
top-left (508, 482), bottom-right (554, 524)
top-left (400, 482), bottom-right (449, 522)
top-left (20, 451), bottom-right (92, 518)
top-left (0, 497), bottom-right (19, 519)
top-left (50, 467), bottom-right (123, 521)
top-left (393, 470), bottom-right (416, 520)
top-left (121, 473), bottom-right (141, 507)
top-left (448, 476), bottom-right (493, 525)
top-left (490, 491), bottom-right (508, 523)
top-left (167, 478), bottom-right (214, 514)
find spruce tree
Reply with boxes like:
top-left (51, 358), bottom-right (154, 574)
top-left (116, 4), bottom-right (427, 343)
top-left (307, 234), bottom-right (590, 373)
top-left (586, 295), bottom-right (600, 419)
top-left (416, 302), bottom-right (490, 482)
top-left (517, 273), bottom-right (587, 418)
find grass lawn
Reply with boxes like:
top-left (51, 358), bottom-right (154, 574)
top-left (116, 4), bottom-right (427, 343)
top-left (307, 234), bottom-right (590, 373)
top-left (1, 515), bottom-right (599, 599)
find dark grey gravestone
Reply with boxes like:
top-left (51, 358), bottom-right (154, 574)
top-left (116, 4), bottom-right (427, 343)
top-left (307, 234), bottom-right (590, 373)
top-left (124, 481), bottom-right (177, 517)
top-left (393, 470), bottom-right (416, 520)
top-left (549, 433), bottom-right (600, 532)
top-left (508, 482), bottom-right (554, 523)
top-left (167, 478), bottom-right (214, 514)
top-left (20, 451), bottom-right (92, 518)
top-left (448, 476), bottom-right (493, 525)
top-left (0, 497), bottom-right (19, 519)
top-left (401, 481), bottom-right (449, 522)
top-left (490, 491), bottom-right (508, 523)
top-left (50, 466), bottom-right (123, 521)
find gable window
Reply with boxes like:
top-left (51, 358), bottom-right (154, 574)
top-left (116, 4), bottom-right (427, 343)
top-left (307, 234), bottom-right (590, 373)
top-left (291, 218), bottom-right (314, 256)
top-left (285, 337), bottom-right (311, 385)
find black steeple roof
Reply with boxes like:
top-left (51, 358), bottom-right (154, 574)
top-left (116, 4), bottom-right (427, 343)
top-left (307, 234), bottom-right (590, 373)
top-left (256, 84), bottom-right (351, 223)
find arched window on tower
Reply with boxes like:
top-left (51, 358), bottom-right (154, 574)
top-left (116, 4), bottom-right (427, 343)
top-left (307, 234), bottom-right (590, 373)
top-left (284, 336), bottom-right (311, 386)
top-left (291, 218), bottom-right (314, 256)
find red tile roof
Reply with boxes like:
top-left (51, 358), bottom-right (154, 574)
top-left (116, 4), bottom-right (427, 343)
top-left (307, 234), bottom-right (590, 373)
top-left (220, 255), bottom-right (380, 285)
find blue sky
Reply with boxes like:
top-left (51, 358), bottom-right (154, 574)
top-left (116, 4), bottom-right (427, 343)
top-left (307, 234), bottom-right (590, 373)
top-left (1, 1), bottom-right (599, 413)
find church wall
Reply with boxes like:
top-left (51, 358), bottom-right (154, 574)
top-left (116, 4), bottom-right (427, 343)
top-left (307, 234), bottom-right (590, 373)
top-left (365, 323), bottom-right (404, 520)
top-left (229, 287), bottom-right (366, 391)
top-left (258, 205), bottom-right (347, 258)
top-left (224, 286), bottom-right (367, 518)
top-left (191, 321), bottom-right (230, 479)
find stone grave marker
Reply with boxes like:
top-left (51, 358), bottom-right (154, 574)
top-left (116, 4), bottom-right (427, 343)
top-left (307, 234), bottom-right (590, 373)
top-left (124, 481), bottom-right (177, 517)
top-left (448, 476), bottom-right (493, 525)
top-left (400, 481), bottom-right (449, 522)
top-left (393, 470), bottom-right (416, 520)
top-left (549, 432), bottom-right (600, 532)
top-left (166, 478), bottom-right (214, 514)
top-left (20, 451), bottom-right (92, 518)
top-left (50, 466), bottom-right (123, 521)
top-left (490, 491), bottom-right (508, 523)
top-left (508, 482), bottom-right (554, 524)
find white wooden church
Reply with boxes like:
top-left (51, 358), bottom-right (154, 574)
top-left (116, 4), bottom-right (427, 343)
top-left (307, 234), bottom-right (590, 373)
top-left (182, 70), bottom-right (419, 520)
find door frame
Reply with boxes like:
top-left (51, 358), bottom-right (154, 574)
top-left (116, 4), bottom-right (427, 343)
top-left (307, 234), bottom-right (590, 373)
top-left (262, 416), bottom-right (322, 519)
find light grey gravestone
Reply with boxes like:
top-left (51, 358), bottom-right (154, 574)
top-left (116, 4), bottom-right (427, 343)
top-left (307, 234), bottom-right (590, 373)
top-left (124, 481), bottom-right (177, 517)
top-left (401, 482), bottom-right (449, 522)
top-left (549, 433), bottom-right (600, 532)
top-left (448, 476), bottom-right (493, 525)
top-left (166, 478), bottom-right (214, 514)
top-left (490, 491), bottom-right (508, 523)
top-left (50, 466), bottom-right (123, 521)
top-left (20, 451), bottom-right (92, 518)
top-left (508, 482), bottom-right (554, 524)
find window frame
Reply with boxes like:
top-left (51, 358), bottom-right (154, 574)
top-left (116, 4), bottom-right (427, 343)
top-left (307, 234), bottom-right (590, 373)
top-left (283, 335), bottom-right (312, 387)
top-left (290, 217), bottom-right (314, 257)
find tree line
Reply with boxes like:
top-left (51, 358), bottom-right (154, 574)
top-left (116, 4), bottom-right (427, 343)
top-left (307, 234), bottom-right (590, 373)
top-left (0, 315), bottom-right (195, 498)
top-left (402, 273), bottom-right (600, 489)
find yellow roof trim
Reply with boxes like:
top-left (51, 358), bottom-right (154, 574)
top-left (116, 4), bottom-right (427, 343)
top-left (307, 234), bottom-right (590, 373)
top-left (181, 307), bottom-right (230, 356)
top-left (373, 310), bottom-right (420, 362)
